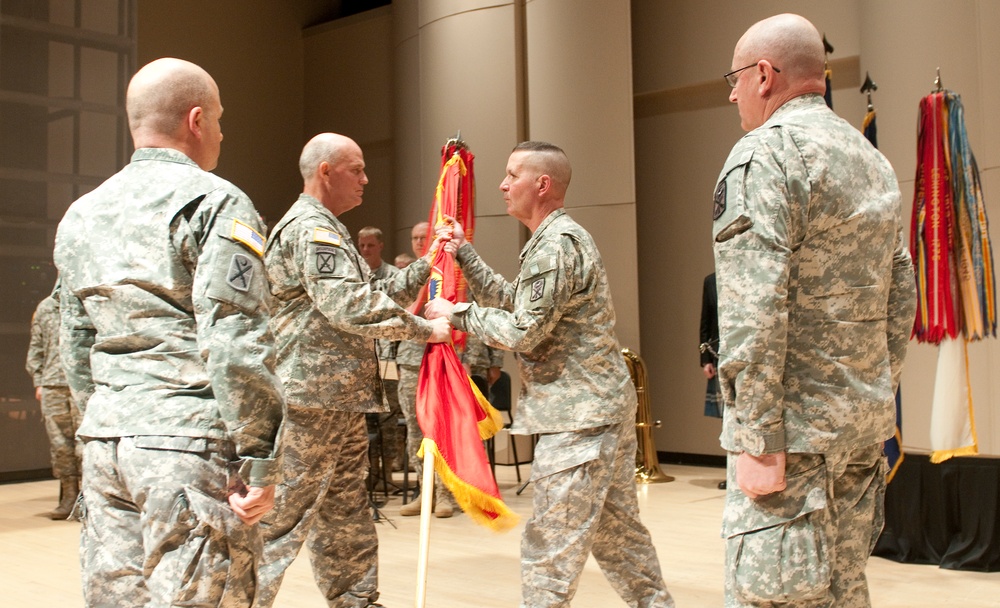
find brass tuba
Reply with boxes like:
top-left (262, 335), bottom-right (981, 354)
top-left (623, 348), bottom-right (674, 483)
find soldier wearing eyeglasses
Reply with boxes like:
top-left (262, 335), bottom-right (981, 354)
top-left (713, 14), bottom-right (916, 608)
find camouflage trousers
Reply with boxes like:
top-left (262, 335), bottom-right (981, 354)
top-left (257, 408), bottom-right (379, 608)
top-left (397, 365), bottom-right (454, 505)
top-left (521, 422), bottom-right (674, 608)
top-left (40, 386), bottom-right (82, 479)
top-left (368, 378), bottom-right (405, 477)
top-left (80, 436), bottom-right (261, 607)
top-left (722, 443), bottom-right (887, 607)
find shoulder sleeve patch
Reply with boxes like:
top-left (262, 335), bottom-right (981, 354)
top-left (313, 228), bottom-right (342, 246)
top-left (231, 219), bottom-right (265, 257)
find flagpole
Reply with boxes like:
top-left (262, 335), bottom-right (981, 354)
top-left (414, 446), bottom-right (435, 608)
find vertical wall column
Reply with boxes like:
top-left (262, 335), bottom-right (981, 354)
top-left (393, 0), bottom-right (641, 351)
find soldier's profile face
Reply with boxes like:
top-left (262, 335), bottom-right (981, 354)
top-left (500, 151), bottom-right (538, 223)
top-left (326, 144), bottom-right (368, 211)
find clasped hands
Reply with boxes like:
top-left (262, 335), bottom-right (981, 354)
top-left (423, 216), bottom-right (466, 342)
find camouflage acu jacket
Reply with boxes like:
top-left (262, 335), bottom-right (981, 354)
top-left (712, 94), bottom-right (916, 456)
top-left (54, 147), bottom-right (284, 486)
top-left (451, 209), bottom-right (636, 434)
top-left (26, 293), bottom-right (68, 388)
top-left (264, 194), bottom-right (432, 412)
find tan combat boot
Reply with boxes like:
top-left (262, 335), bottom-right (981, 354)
top-left (50, 476), bottom-right (79, 520)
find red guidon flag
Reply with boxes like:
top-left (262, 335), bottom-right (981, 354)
top-left (415, 141), bottom-right (517, 531)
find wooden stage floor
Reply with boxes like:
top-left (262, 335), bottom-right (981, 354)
top-left (2, 463), bottom-right (997, 606)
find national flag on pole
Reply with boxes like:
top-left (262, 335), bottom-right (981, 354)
top-left (862, 100), bottom-right (902, 480)
top-left (414, 140), bottom-right (517, 531)
top-left (911, 90), bottom-right (995, 463)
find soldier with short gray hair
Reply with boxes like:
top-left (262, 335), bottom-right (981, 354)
top-left (713, 14), bottom-right (916, 607)
top-left (258, 132), bottom-right (451, 608)
top-left (425, 141), bottom-right (674, 608)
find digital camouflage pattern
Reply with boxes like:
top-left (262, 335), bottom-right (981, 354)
top-left (451, 209), bottom-right (672, 607)
top-left (26, 293), bottom-right (67, 388)
top-left (54, 147), bottom-right (284, 605)
top-left (522, 422), bottom-right (674, 608)
top-left (26, 294), bottom-right (82, 479)
top-left (256, 410), bottom-right (377, 607)
top-left (713, 94), bottom-right (916, 607)
top-left (712, 94), bottom-right (915, 458)
top-left (722, 446), bottom-right (885, 608)
top-left (80, 437), bottom-right (262, 607)
top-left (452, 209), bottom-right (636, 434)
top-left (260, 193), bottom-right (434, 606)
top-left (265, 193), bottom-right (432, 413)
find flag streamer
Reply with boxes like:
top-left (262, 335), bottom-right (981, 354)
top-left (415, 140), bottom-right (518, 531)
top-left (910, 89), bottom-right (995, 463)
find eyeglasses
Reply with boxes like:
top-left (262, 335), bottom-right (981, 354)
top-left (724, 63), bottom-right (780, 88)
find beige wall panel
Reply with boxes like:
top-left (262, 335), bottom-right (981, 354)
top-left (419, 0), bottom-right (512, 27)
top-left (565, 204), bottom-right (641, 357)
top-left (635, 105), bottom-right (735, 457)
top-left (525, 0), bottom-right (635, 208)
top-left (418, 6), bottom-right (521, 220)
top-left (632, 0), bottom-right (861, 95)
top-left (303, 8), bottom-right (395, 241)
top-left (304, 9), bottom-right (393, 143)
top-left (136, 2), bottom-right (307, 223)
top-left (391, 0), bottom-right (428, 254)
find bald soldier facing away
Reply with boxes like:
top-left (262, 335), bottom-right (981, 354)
top-left (258, 133), bottom-right (450, 607)
top-left (426, 141), bottom-right (674, 608)
top-left (54, 58), bottom-right (284, 606)
top-left (714, 14), bottom-right (916, 607)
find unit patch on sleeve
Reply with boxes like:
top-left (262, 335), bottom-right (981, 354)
top-left (227, 253), bottom-right (254, 292)
top-left (529, 277), bottom-right (546, 302)
top-left (231, 219), bottom-right (265, 256)
top-left (713, 180), bottom-right (727, 221)
top-left (315, 245), bottom-right (338, 274)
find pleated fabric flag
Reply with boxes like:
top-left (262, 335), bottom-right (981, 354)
top-left (415, 142), bottom-right (517, 531)
top-left (911, 90), bottom-right (995, 463)
top-left (863, 105), bottom-right (903, 480)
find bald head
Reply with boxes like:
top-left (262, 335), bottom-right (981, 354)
top-left (127, 58), bottom-right (218, 138)
top-left (299, 133), bottom-right (358, 181)
top-left (735, 14), bottom-right (825, 86)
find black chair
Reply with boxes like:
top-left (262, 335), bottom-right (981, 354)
top-left (485, 371), bottom-right (522, 483)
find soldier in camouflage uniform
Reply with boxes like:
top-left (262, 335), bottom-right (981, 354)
top-left (713, 15), bottom-right (917, 608)
top-left (53, 58), bottom-right (285, 607)
top-left (426, 141), bottom-right (674, 608)
top-left (25, 284), bottom-right (82, 520)
top-left (259, 133), bottom-right (451, 608)
top-left (358, 226), bottom-right (406, 478)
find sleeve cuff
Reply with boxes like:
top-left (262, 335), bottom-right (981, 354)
top-left (732, 424), bottom-right (785, 456)
top-left (450, 301), bottom-right (473, 331)
top-left (238, 455), bottom-right (284, 487)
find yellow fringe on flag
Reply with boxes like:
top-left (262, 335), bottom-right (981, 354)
top-left (417, 438), bottom-right (520, 532)
top-left (469, 376), bottom-right (503, 440)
